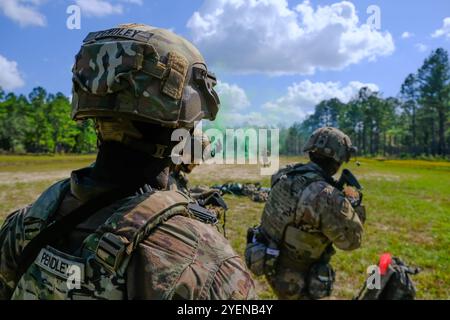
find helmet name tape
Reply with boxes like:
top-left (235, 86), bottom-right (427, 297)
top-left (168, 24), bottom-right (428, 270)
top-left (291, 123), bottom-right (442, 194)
top-left (83, 28), bottom-right (154, 43)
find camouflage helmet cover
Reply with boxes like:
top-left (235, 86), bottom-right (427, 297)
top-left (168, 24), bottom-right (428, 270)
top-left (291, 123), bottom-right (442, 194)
top-left (71, 23), bottom-right (220, 129)
top-left (303, 127), bottom-right (356, 163)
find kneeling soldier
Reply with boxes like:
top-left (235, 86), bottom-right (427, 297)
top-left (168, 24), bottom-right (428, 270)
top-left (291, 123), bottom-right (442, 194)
top-left (245, 127), bottom-right (366, 299)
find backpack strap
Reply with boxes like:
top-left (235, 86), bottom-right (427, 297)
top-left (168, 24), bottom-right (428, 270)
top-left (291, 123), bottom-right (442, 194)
top-left (270, 163), bottom-right (301, 188)
top-left (17, 182), bottom-right (151, 280)
top-left (88, 190), bottom-right (192, 274)
top-left (22, 179), bottom-right (71, 241)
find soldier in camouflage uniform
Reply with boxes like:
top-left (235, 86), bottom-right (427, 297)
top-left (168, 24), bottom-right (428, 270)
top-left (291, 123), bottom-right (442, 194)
top-left (245, 127), bottom-right (366, 299)
top-left (241, 183), bottom-right (270, 203)
top-left (0, 24), bottom-right (255, 300)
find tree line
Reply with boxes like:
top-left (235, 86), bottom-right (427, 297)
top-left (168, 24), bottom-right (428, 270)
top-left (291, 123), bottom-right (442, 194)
top-left (1, 48), bottom-right (449, 158)
top-left (0, 87), bottom-right (96, 154)
top-left (280, 48), bottom-right (450, 158)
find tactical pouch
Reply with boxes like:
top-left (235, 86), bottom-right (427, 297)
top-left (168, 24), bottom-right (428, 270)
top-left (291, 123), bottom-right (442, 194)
top-left (245, 227), bottom-right (279, 277)
top-left (306, 262), bottom-right (335, 300)
top-left (284, 226), bottom-right (330, 261)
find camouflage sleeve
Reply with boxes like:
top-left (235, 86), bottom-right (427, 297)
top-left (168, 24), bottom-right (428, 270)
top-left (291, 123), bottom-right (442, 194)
top-left (202, 256), bottom-right (257, 300)
top-left (299, 181), bottom-right (363, 251)
top-left (0, 206), bottom-right (30, 299)
top-left (126, 215), bottom-right (256, 300)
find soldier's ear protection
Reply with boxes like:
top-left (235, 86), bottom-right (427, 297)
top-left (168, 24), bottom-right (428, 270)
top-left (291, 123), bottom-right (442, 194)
top-left (344, 137), bottom-right (357, 162)
top-left (192, 64), bottom-right (220, 118)
top-left (347, 146), bottom-right (357, 162)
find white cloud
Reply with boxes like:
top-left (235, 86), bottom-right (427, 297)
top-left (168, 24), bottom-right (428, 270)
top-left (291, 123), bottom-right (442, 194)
top-left (415, 43), bottom-right (428, 53)
top-left (0, 54), bottom-right (25, 90)
top-left (0, 0), bottom-right (46, 27)
top-left (75, 0), bottom-right (123, 17)
top-left (215, 80), bottom-right (378, 126)
top-left (214, 81), bottom-right (256, 126)
top-left (74, 0), bottom-right (142, 17)
top-left (120, 0), bottom-right (143, 4)
top-left (261, 80), bottom-right (379, 124)
top-left (0, 0), bottom-right (142, 25)
top-left (215, 81), bottom-right (251, 112)
top-left (401, 31), bottom-right (414, 39)
top-left (187, 0), bottom-right (395, 75)
top-left (218, 111), bottom-right (272, 127)
top-left (432, 17), bottom-right (450, 39)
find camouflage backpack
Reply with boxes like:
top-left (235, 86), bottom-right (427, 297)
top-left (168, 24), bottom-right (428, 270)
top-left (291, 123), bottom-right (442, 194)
top-left (355, 254), bottom-right (420, 300)
top-left (10, 179), bottom-right (195, 300)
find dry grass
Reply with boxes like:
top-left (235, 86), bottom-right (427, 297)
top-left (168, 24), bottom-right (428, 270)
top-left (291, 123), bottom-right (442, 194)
top-left (0, 155), bottom-right (449, 299)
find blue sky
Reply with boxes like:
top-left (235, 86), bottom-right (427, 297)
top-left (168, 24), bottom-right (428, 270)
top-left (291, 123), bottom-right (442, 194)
top-left (0, 0), bottom-right (449, 126)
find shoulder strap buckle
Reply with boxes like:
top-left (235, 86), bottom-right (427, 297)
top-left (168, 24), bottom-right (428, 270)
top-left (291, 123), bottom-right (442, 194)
top-left (95, 232), bottom-right (128, 273)
top-left (187, 203), bottom-right (218, 225)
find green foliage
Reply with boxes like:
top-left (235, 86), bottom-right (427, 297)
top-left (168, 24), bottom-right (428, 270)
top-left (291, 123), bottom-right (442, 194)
top-left (282, 48), bottom-right (450, 158)
top-left (0, 87), bottom-right (97, 154)
top-left (1, 48), bottom-right (449, 158)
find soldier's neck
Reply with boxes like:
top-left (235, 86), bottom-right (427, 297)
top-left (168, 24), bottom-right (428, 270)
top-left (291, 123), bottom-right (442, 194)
top-left (91, 141), bottom-right (171, 190)
top-left (309, 160), bottom-right (337, 177)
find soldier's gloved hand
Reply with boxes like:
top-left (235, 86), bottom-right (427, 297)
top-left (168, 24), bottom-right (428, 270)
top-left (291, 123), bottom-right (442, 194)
top-left (343, 186), bottom-right (362, 207)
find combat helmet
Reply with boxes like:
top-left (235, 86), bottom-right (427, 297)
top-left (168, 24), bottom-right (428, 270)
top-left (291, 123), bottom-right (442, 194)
top-left (303, 127), bottom-right (356, 163)
top-left (71, 23), bottom-right (220, 129)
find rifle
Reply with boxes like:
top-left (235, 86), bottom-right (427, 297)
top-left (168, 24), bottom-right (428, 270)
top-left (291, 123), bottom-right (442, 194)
top-left (336, 168), bottom-right (362, 190)
top-left (192, 190), bottom-right (229, 237)
top-left (197, 191), bottom-right (228, 211)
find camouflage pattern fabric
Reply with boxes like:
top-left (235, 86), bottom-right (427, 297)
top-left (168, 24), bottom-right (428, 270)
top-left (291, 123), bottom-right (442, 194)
top-left (256, 162), bottom-right (364, 300)
top-left (303, 127), bottom-right (356, 163)
top-left (213, 182), bottom-right (270, 203)
top-left (0, 167), bottom-right (255, 300)
top-left (242, 184), bottom-right (269, 203)
top-left (72, 24), bottom-right (219, 129)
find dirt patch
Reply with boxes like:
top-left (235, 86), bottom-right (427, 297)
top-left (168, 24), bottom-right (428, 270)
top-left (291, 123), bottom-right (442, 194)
top-left (190, 163), bottom-right (269, 184)
top-left (0, 170), bottom-right (71, 185)
top-left (359, 173), bottom-right (403, 182)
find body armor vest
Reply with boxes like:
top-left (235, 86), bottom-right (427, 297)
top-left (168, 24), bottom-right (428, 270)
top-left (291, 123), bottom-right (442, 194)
top-left (260, 163), bottom-right (333, 270)
top-left (11, 179), bottom-right (192, 300)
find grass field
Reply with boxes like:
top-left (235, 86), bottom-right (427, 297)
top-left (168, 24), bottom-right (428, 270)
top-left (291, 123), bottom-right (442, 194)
top-left (0, 154), bottom-right (449, 299)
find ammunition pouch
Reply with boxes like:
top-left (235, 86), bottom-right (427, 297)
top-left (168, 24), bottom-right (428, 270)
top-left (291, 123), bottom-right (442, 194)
top-left (245, 227), bottom-right (279, 277)
top-left (306, 261), bottom-right (335, 299)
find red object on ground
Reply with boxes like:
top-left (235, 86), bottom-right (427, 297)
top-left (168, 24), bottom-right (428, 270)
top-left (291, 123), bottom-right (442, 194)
top-left (379, 253), bottom-right (392, 275)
